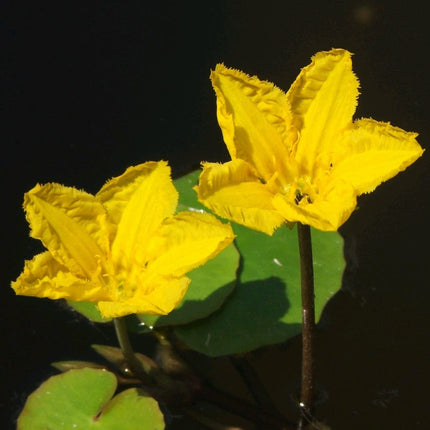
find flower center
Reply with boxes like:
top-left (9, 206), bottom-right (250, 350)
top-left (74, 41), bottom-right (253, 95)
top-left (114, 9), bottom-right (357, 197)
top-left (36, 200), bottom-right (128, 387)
top-left (295, 190), bottom-right (313, 205)
top-left (283, 175), bottom-right (318, 207)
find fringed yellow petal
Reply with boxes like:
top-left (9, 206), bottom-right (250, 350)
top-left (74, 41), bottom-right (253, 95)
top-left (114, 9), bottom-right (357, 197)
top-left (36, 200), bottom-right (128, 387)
top-left (97, 276), bottom-right (190, 318)
top-left (332, 118), bottom-right (424, 194)
top-left (24, 183), bottom-right (109, 279)
top-left (287, 49), bottom-right (359, 172)
top-left (145, 211), bottom-right (234, 277)
top-left (211, 64), bottom-right (295, 183)
top-left (97, 161), bottom-right (178, 267)
top-left (273, 181), bottom-right (357, 231)
top-left (11, 251), bottom-right (110, 301)
top-left (196, 160), bottom-right (285, 235)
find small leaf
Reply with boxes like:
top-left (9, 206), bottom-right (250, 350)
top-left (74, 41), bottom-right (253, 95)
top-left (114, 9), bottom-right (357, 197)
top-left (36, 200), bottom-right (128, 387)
top-left (92, 344), bottom-right (159, 376)
top-left (17, 368), bottom-right (165, 430)
top-left (51, 360), bottom-right (107, 372)
top-left (91, 344), bottom-right (129, 368)
top-left (51, 360), bottom-right (142, 386)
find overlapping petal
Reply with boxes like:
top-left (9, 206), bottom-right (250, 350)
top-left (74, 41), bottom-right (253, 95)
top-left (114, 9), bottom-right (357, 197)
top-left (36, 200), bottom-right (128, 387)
top-left (196, 160), bottom-right (285, 235)
top-left (145, 211), bottom-right (235, 277)
top-left (24, 183), bottom-right (110, 279)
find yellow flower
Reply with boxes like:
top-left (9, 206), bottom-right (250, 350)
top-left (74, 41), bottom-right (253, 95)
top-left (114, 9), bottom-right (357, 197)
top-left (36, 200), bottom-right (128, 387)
top-left (196, 49), bottom-right (424, 233)
top-left (12, 161), bottom-right (234, 318)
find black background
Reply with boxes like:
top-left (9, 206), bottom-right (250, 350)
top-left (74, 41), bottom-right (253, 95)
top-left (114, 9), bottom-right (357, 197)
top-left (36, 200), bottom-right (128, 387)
top-left (2, 1), bottom-right (429, 429)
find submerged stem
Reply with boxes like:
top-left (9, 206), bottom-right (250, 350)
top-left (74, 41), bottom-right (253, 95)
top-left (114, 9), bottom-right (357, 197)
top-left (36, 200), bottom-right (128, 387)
top-left (297, 224), bottom-right (315, 429)
top-left (230, 355), bottom-right (282, 416)
top-left (113, 317), bottom-right (152, 384)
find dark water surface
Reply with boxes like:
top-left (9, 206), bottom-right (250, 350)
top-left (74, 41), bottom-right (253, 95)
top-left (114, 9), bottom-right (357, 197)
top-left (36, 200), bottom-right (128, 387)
top-left (3, 1), bottom-right (429, 429)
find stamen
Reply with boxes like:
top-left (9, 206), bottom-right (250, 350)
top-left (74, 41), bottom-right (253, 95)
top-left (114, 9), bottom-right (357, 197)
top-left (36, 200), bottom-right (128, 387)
top-left (295, 190), bottom-right (313, 205)
top-left (295, 191), bottom-right (303, 205)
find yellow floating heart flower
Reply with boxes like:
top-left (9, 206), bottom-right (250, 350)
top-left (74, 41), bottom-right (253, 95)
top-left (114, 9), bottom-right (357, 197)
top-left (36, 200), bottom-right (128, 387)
top-left (12, 161), bottom-right (234, 318)
top-left (196, 49), bottom-right (424, 233)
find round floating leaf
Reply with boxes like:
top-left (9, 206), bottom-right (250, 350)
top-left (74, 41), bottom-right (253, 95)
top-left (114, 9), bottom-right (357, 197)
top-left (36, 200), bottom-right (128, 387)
top-left (175, 222), bottom-right (345, 356)
top-left (138, 170), bottom-right (239, 328)
top-left (174, 169), bottom-right (207, 212)
top-left (17, 368), bottom-right (165, 430)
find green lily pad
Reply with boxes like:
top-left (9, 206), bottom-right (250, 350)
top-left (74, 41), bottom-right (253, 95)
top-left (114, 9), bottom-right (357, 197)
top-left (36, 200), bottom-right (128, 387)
top-left (167, 170), bottom-right (345, 356)
top-left (67, 300), bottom-right (112, 323)
top-left (138, 170), bottom-right (240, 328)
top-left (17, 368), bottom-right (165, 430)
top-left (173, 168), bottom-right (207, 212)
top-left (174, 220), bottom-right (345, 356)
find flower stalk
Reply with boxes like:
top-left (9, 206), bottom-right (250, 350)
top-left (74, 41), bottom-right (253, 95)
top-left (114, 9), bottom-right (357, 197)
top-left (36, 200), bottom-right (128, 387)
top-left (114, 317), bottom-right (153, 384)
top-left (297, 224), bottom-right (315, 429)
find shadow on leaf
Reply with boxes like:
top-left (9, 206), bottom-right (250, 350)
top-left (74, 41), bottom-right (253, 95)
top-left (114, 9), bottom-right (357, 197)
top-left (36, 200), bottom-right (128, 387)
top-left (175, 277), bottom-right (302, 357)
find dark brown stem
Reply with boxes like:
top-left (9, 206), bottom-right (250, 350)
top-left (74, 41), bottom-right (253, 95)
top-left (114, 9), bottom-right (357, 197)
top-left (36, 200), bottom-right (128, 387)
top-left (113, 320), bottom-right (295, 427)
top-left (161, 332), bottom-right (295, 428)
top-left (230, 355), bottom-right (281, 416)
top-left (198, 384), bottom-right (295, 430)
top-left (297, 224), bottom-right (315, 429)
